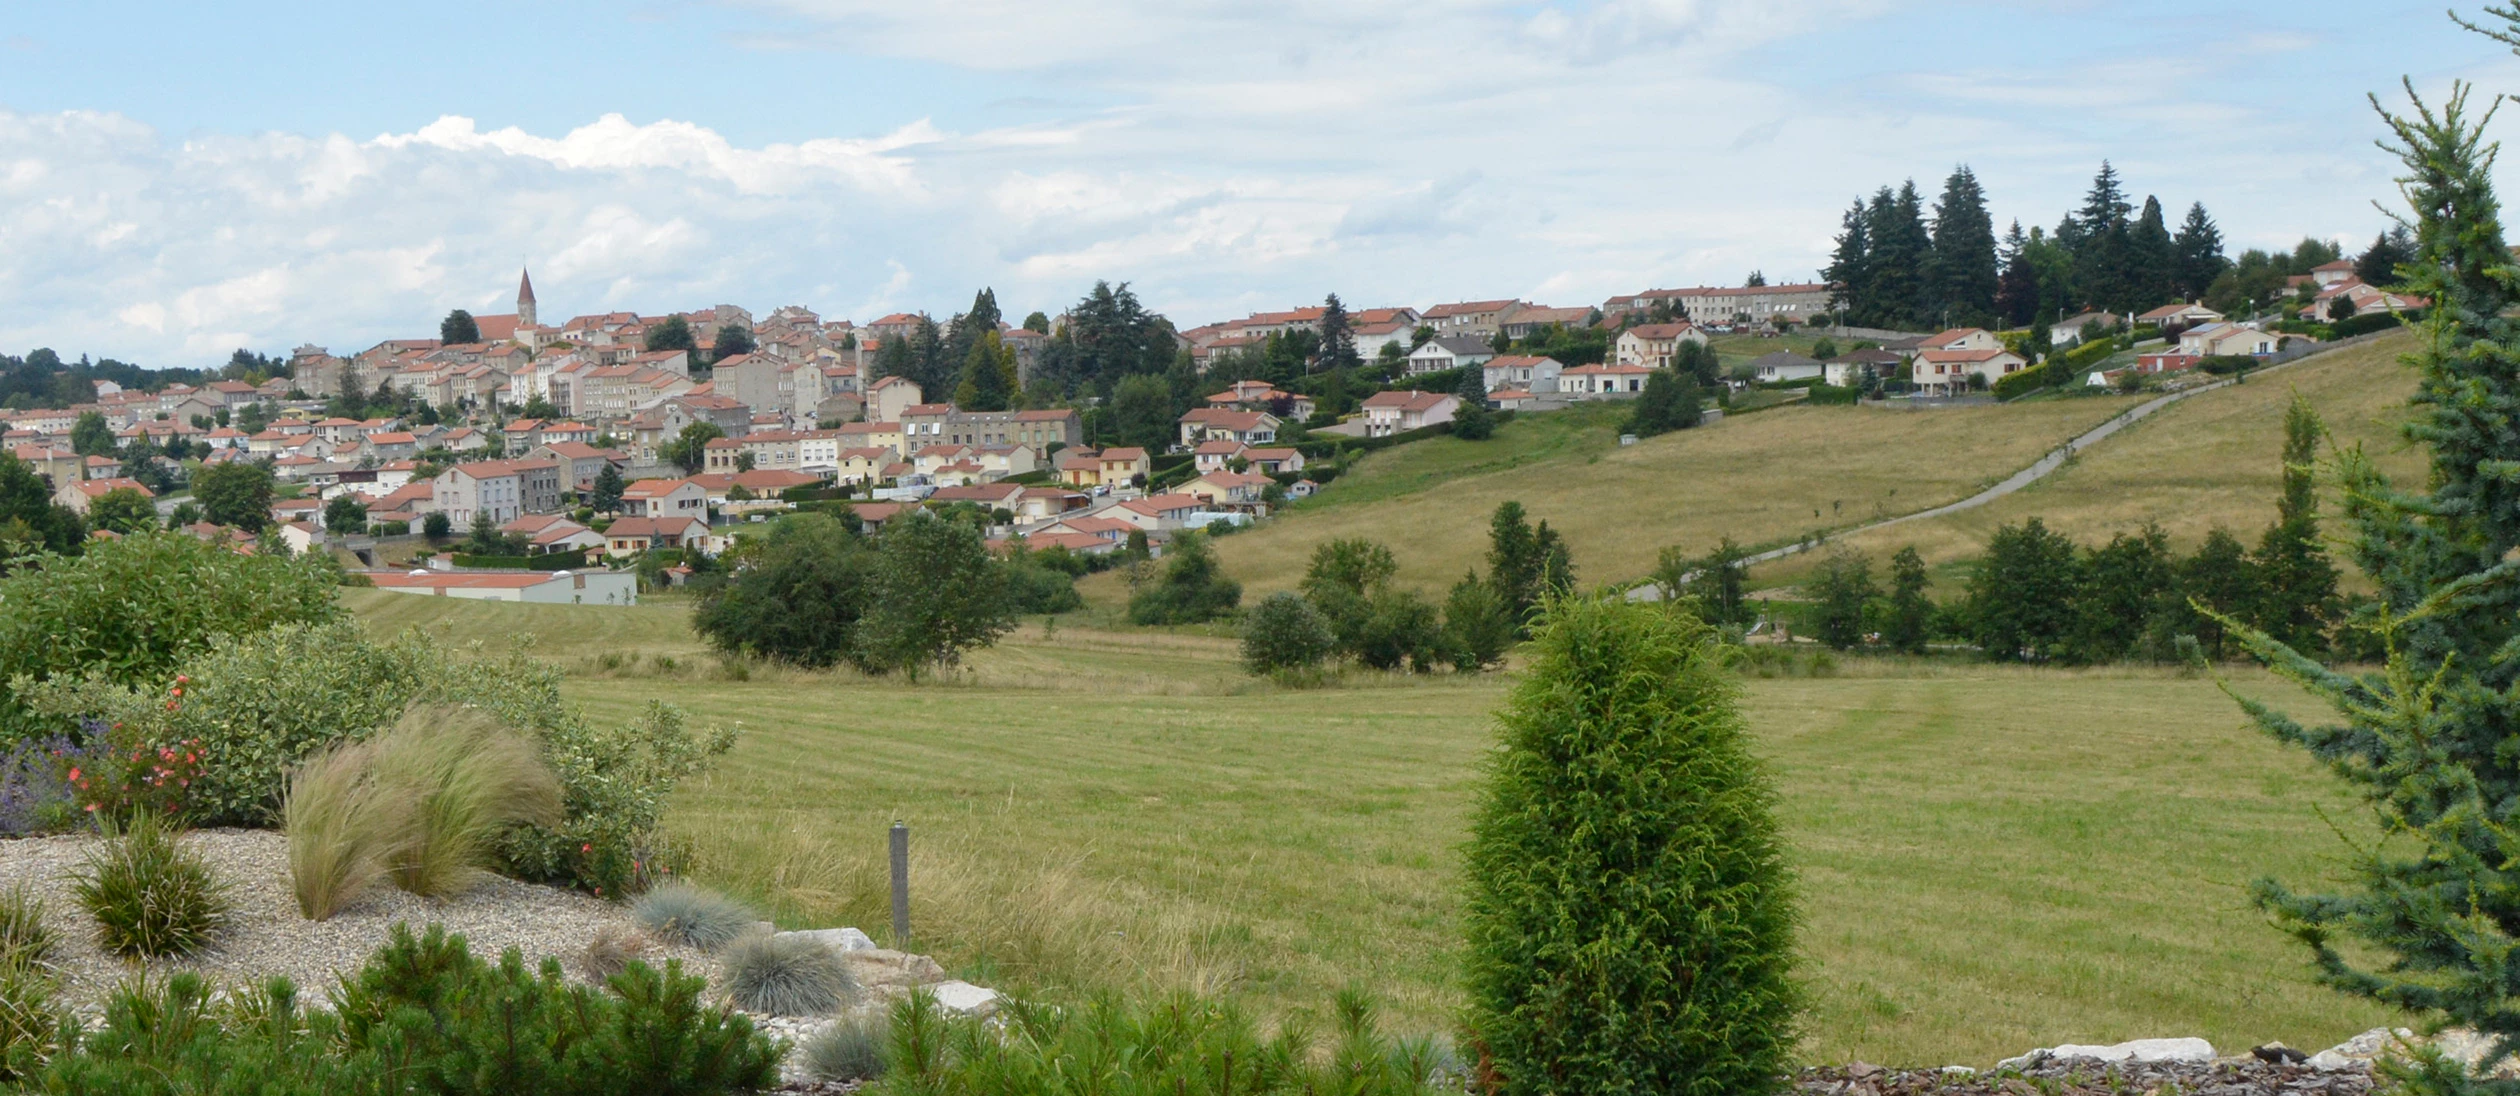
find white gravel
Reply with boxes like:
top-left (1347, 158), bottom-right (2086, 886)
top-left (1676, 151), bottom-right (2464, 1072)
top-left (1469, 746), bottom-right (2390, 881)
top-left (0, 828), bottom-right (706, 1010)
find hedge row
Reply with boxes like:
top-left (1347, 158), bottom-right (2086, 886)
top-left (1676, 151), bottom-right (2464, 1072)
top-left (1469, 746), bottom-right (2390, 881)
top-left (448, 553), bottom-right (587, 571)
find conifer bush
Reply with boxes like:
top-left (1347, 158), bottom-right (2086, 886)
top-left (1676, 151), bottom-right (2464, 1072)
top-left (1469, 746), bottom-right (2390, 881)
top-left (1462, 596), bottom-right (1799, 1096)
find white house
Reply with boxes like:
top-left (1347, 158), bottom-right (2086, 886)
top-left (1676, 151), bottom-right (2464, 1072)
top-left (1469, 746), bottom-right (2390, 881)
top-left (1482, 355), bottom-right (1564, 395)
top-left (1406, 336), bottom-right (1497, 376)
top-left (1360, 390), bottom-right (1460, 436)
top-left (1611, 323), bottom-right (1708, 369)
top-left (1747, 352), bottom-right (1825, 383)
top-left (1557, 363), bottom-right (1655, 398)
top-left (369, 569), bottom-right (638, 605)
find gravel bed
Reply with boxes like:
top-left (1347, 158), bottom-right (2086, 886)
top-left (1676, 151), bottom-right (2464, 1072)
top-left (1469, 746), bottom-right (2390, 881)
top-left (1796, 1058), bottom-right (2379, 1096)
top-left (0, 828), bottom-right (705, 1011)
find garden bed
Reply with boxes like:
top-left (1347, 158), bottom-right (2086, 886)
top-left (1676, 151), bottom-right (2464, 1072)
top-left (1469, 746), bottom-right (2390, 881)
top-left (0, 827), bottom-right (704, 1012)
top-left (1794, 1057), bottom-right (2375, 1096)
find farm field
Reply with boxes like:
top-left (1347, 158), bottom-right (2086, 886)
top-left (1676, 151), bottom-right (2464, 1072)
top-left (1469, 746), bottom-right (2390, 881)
top-left (1200, 392), bottom-right (2141, 599)
top-left (348, 591), bottom-right (2395, 1066)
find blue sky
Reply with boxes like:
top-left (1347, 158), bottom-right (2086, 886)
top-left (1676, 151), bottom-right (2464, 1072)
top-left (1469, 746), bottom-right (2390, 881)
top-left (0, 1), bottom-right (2506, 363)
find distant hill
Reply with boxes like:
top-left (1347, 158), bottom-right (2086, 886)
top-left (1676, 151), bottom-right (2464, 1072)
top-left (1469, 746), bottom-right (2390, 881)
top-left (1192, 330), bottom-right (2419, 598)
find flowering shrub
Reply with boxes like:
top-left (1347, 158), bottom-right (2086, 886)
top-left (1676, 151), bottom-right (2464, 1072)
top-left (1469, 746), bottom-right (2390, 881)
top-left (0, 727), bottom-right (99, 836)
top-left (21, 622), bottom-right (737, 895)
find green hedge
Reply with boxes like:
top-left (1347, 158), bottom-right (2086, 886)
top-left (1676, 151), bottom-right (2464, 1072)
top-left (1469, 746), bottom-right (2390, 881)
top-left (2334, 310), bottom-right (2415, 338)
top-left (1803, 384), bottom-right (1861, 405)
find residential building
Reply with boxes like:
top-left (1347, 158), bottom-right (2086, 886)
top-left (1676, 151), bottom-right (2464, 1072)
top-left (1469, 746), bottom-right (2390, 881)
top-left (1421, 300), bottom-right (1523, 339)
top-left (1611, 323), bottom-right (1708, 369)
top-left (2134, 302), bottom-right (2225, 331)
top-left (53, 477), bottom-right (149, 516)
top-left (1360, 390), bottom-right (1460, 436)
top-left (619, 478), bottom-right (710, 520)
top-left (1911, 348), bottom-right (2029, 395)
top-left (867, 377), bottom-right (924, 423)
top-left (1748, 352), bottom-right (1827, 384)
top-left (1178, 470), bottom-right (1273, 511)
top-left (1176, 409), bottom-right (1280, 447)
top-left (1600, 284), bottom-right (1833, 326)
top-left (1056, 446), bottom-right (1149, 489)
top-left (371, 569), bottom-right (638, 606)
top-left (1407, 336), bottom-right (1497, 376)
top-left (1558, 363), bottom-right (1656, 397)
top-left (1482, 355), bottom-right (1564, 394)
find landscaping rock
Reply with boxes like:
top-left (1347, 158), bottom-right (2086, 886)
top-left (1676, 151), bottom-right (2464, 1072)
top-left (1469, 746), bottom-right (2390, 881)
top-left (776, 927), bottom-right (877, 953)
top-left (1996, 1037), bottom-right (2213, 1070)
top-left (929, 980), bottom-right (1000, 1016)
top-left (1798, 1056), bottom-right (2375, 1096)
top-left (841, 947), bottom-right (948, 990)
top-left (2308, 1027), bottom-right (2416, 1071)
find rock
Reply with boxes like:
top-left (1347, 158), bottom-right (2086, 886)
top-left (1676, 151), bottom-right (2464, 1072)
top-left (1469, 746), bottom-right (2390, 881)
top-left (776, 927), bottom-right (877, 953)
top-left (929, 980), bottom-right (1000, 1016)
top-left (1846, 1061), bottom-right (1882, 1080)
top-left (841, 947), bottom-right (949, 989)
top-left (2311, 1027), bottom-right (2418, 1071)
top-left (1999, 1038), bottom-right (2213, 1069)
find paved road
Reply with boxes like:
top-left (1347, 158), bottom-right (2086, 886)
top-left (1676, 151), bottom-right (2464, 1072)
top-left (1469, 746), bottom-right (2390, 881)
top-left (1626, 335), bottom-right (2379, 600)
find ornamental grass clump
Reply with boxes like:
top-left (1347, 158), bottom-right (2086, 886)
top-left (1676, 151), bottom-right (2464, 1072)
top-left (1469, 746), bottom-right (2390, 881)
top-left (718, 932), bottom-right (855, 1016)
top-left (801, 1013), bottom-right (887, 1083)
top-left (630, 882), bottom-right (758, 952)
top-left (1461, 595), bottom-right (1799, 1096)
top-left (283, 736), bottom-right (406, 921)
top-left (72, 812), bottom-right (230, 958)
top-left (366, 706), bottom-right (564, 898)
top-left (0, 887), bottom-right (52, 966)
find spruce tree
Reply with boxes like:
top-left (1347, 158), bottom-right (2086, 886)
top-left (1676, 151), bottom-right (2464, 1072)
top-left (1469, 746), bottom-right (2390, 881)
top-left (2232, 56), bottom-right (2520, 1091)
top-left (1863, 183), bottom-right (1932, 328)
top-left (1928, 165), bottom-right (1999, 327)
top-left (1464, 596), bottom-right (1799, 1096)
top-left (2130, 196), bottom-right (2178, 310)
top-left (1319, 293), bottom-right (1359, 371)
top-left (1452, 366), bottom-right (1496, 440)
top-left (1995, 220), bottom-right (2041, 328)
top-left (1809, 546), bottom-right (1877, 650)
top-left (1883, 546), bottom-right (1932, 654)
top-left (2173, 202), bottom-right (2230, 301)
top-left (1488, 502), bottom-right (1543, 629)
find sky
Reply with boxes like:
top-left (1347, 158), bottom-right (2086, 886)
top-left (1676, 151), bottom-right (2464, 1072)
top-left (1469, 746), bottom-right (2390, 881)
top-left (0, 1), bottom-right (2510, 366)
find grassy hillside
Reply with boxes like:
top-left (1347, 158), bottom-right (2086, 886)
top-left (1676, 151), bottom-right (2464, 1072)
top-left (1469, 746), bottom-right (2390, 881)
top-left (1199, 390), bottom-right (2139, 598)
top-left (347, 592), bottom-right (2392, 1065)
top-left (1810, 331), bottom-right (2423, 585)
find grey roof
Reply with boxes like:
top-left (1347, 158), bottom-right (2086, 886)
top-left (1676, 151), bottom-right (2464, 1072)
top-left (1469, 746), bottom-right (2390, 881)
top-left (1827, 349), bottom-right (1905, 365)
top-left (1418, 336), bottom-right (1496, 356)
top-left (1748, 351), bottom-right (1823, 369)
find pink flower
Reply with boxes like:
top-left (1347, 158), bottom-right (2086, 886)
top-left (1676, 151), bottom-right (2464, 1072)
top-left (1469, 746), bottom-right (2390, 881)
top-left (66, 768), bottom-right (79, 782)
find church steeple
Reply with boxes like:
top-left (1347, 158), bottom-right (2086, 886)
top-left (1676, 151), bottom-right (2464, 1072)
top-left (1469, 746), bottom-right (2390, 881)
top-left (516, 267), bottom-right (538, 329)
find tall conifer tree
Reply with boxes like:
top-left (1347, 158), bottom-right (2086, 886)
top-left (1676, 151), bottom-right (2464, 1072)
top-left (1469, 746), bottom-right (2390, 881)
top-left (1929, 166), bottom-right (1999, 327)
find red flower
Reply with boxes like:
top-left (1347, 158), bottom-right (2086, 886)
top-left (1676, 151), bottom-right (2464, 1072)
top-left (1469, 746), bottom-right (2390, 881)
top-left (66, 768), bottom-right (79, 782)
top-left (580, 843), bottom-right (592, 854)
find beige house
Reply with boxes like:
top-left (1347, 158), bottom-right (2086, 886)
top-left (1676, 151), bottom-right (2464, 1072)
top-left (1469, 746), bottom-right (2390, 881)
top-left (1057, 446), bottom-right (1149, 489)
top-left (619, 478), bottom-right (710, 519)
top-left (1360, 390), bottom-right (1460, 436)
top-left (1912, 348), bottom-right (2029, 395)
top-left (1612, 323), bottom-right (1707, 369)
top-left (867, 377), bottom-right (924, 423)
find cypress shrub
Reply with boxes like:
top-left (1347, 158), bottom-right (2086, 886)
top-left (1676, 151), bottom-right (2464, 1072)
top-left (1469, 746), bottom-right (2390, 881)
top-left (1462, 596), bottom-right (1798, 1096)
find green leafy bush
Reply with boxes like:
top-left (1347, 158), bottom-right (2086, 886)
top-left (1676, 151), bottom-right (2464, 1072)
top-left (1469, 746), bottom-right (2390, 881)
top-left (719, 932), bottom-right (856, 1015)
top-left (73, 813), bottom-right (231, 958)
top-left (632, 883), bottom-right (759, 952)
top-left (0, 531), bottom-right (340, 735)
top-left (1240, 593), bottom-right (1334, 675)
top-left (28, 621), bottom-right (737, 895)
top-left (1126, 531), bottom-right (1242, 626)
top-left (1462, 597), bottom-right (1800, 1096)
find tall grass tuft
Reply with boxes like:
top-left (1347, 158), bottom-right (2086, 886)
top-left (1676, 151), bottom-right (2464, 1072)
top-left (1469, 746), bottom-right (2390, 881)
top-left (0, 887), bottom-right (52, 965)
top-left (630, 883), bottom-right (757, 952)
top-left (72, 813), bottom-right (230, 958)
top-left (0, 954), bottom-right (57, 1081)
top-left (368, 706), bottom-right (563, 898)
top-left (575, 926), bottom-right (653, 983)
top-left (718, 932), bottom-right (855, 1015)
top-left (800, 1013), bottom-right (887, 1083)
top-left (283, 737), bottom-right (408, 920)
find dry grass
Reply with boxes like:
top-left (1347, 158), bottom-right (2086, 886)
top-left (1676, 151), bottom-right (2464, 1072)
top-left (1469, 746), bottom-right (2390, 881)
top-left (1197, 392), bottom-right (2138, 599)
top-left (283, 705), bottom-right (562, 913)
top-left (284, 736), bottom-right (410, 921)
top-left (1793, 331), bottom-right (2426, 592)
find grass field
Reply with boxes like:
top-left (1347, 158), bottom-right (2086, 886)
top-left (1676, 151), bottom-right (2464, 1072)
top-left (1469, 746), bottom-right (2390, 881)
top-left (347, 590), bottom-right (2399, 1066)
top-left (1195, 388), bottom-right (2140, 600)
top-left (1809, 331), bottom-right (2424, 587)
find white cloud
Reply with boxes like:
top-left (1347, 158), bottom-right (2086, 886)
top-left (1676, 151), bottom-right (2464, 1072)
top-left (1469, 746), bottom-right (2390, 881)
top-left (0, 0), bottom-right (2474, 365)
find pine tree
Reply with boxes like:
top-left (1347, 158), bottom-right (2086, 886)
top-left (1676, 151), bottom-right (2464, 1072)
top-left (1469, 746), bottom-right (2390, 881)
top-left (2234, 62), bottom-right (2520, 1085)
top-left (2172, 202), bottom-right (2229, 302)
top-left (1823, 199), bottom-right (1871, 323)
top-left (2069, 163), bottom-right (2136, 311)
top-left (2129, 196), bottom-right (2177, 311)
top-left (1928, 166), bottom-right (1999, 327)
top-left (1883, 546), bottom-right (1932, 654)
top-left (2173, 527), bottom-right (2258, 660)
top-left (952, 331), bottom-right (1017, 412)
top-left (1994, 220), bottom-right (2042, 328)
top-left (1488, 502), bottom-right (1545, 630)
top-left (2250, 394), bottom-right (2338, 653)
top-left (943, 288), bottom-right (1002, 378)
top-left (1464, 596), bottom-right (1800, 1096)
top-left (2354, 225), bottom-right (2416, 287)
top-left (1319, 293), bottom-right (1358, 371)
top-left (1965, 518), bottom-right (2079, 661)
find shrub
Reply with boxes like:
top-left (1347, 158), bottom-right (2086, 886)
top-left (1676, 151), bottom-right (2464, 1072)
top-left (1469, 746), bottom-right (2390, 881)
top-left (37, 924), bottom-right (780, 1094)
top-left (367, 707), bottom-right (565, 897)
top-left (631, 883), bottom-right (759, 952)
top-left (801, 1013), bottom-right (888, 1083)
top-left (577, 926), bottom-right (655, 983)
top-left (0, 531), bottom-right (340, 735)
top-left (0, 887), bottom-right (50, 965)
top-left (1126, 531), bottom-right (1242, 626)
top-left (72, 813), bottom-right (231, 958)
top-left (0, 954), bottom-right (56, 1082)
top-left (1462, 597), bottom-right (1800, 1096)
top-left (1241, 593), bottom-right (1334, 675)
top-left (26, 622), bottom-right (737, 896)
top-left (718, 932), bottom-right (856, 1015)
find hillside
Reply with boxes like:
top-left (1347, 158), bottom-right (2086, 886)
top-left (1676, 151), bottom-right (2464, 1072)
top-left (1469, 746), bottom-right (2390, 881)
top-left (1200, 387), bottom-right (2141, 598)
top-left (1192, 330), bottom-right (2421, 599)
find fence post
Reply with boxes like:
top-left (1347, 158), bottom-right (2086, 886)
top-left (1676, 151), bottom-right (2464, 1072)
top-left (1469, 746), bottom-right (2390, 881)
top-left (889, 821), bottom-right (910, 947)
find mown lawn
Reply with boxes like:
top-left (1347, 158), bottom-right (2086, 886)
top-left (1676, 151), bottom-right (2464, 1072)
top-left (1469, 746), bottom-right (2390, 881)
top-left (351, 593), bottom-right (2398, 1065)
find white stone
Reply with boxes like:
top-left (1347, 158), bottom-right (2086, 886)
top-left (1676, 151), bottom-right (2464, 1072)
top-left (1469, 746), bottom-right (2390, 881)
top-left (2310, 1027), bottom-right (2418, 1071)
top-left (775, 927), bottom-right (877, 953)
top-left (929, 980), bottom-right (1000, 1016)
top-left (2000, 1038), bottom-right (2214, 1069)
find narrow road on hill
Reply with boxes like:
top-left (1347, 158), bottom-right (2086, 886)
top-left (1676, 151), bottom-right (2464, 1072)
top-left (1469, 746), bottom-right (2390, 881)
top-left (1626, 333), bottom-right (2387, 601)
